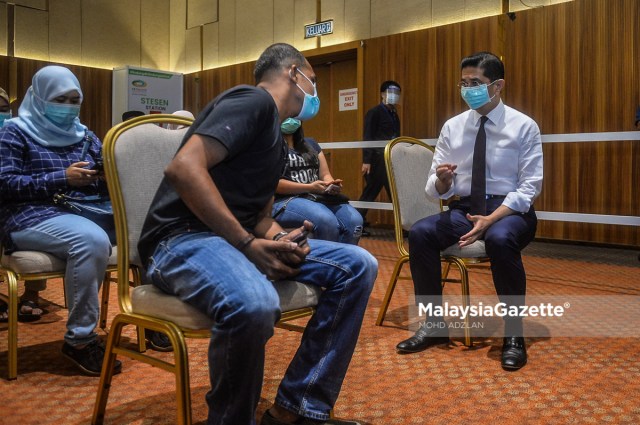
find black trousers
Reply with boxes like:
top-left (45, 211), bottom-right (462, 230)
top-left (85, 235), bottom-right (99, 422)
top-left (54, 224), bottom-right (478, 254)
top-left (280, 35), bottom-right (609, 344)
top-left (408, 198), bottom-right (538, 335)
top-left (357, 153), bottom-right (390, 221)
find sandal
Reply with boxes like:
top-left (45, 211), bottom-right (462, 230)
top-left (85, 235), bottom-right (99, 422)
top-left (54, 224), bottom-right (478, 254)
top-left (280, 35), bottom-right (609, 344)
top-left (0, 300), bottom-right (7, 323)
top-left (17, 299), bottom-right (46, 322)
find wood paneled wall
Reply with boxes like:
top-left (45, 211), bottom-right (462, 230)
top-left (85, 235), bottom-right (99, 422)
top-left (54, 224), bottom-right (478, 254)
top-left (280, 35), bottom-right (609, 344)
top-left (185, 0), bottom-right (640, 246)
top-left (0, 56), bottom-right (113, 139)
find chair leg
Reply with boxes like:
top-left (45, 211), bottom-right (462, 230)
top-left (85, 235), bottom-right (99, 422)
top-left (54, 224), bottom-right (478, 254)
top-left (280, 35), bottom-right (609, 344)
top-left (448, 258), bottom-right (472, 347)
top-left (62, 277), bottom-right (68, 309)
top-left (2, 270), bottom-right (19, 380)
top-left (137, 326), bottom-right (147, 352)
top-left (92, 315), bottom-right (127, 424)
top-left (99, 272), bottom-right (111, 331)
top-left (441, 262), bottom-right (452, 287)
top-left (169, 327), bottom-right (192, 425)
top-left (376, 256), bottom-right (409, 326)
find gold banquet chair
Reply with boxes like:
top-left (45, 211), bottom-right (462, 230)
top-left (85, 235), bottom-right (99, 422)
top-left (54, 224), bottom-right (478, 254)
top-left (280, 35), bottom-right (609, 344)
top-left (92, 114), bottom-right (322, 425)
top-left (375, 137), bottom-right (490, 347)
top-left (1, 245), bottom-right (117, 380)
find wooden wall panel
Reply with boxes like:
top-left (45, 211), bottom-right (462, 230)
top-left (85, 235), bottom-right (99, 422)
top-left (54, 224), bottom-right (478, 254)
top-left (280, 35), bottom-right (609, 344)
top-left (0, 57), bottom-right (112, 140)
top-left (183, 0), bottom-right (640, 246)
top-left (504, 0), bottom-right (640, 246)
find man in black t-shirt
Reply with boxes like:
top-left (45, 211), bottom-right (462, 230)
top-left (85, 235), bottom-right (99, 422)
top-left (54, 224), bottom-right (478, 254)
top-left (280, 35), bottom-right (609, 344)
top-left (357, 81), bottom-right (401, 231)
top-left (138, 43), bottom-right (377, 425)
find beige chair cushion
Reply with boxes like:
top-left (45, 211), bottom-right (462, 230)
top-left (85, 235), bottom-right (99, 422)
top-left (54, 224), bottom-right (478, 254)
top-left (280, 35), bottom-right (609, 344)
top-left (131, 280), bottom-right (322, 330)
top-left (442, 240), bottom-right (487, 258)
top-left (1, 246), bottom-right (118, 274)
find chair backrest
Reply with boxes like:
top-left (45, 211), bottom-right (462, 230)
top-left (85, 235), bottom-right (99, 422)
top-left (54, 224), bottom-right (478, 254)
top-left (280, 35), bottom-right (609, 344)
top-left (102, 114), bottom-right (192, 312)
top-left (384, 137), bottom-right (442, 256)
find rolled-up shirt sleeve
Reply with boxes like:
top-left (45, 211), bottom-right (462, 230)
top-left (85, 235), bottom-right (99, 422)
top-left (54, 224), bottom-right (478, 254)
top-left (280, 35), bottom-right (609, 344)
top-left (502, 121), bottom-right (543, 213)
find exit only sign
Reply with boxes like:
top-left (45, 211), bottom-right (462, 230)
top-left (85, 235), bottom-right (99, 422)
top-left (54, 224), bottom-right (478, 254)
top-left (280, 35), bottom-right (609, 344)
top-left (305, 20), bottom-right (334, 38)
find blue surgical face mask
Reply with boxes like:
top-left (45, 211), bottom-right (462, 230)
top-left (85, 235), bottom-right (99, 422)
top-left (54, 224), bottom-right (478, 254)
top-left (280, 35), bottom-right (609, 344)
top-left (294, 69), bottom-right (320, 121)
top-left (0, 111), bottom-right (11, 127)
top-left (460, 80), bottom-right (497, 110)
top-left (44, 102), bottom-right (81, 128)
top-left (281, 117), bottom-right (301, 134)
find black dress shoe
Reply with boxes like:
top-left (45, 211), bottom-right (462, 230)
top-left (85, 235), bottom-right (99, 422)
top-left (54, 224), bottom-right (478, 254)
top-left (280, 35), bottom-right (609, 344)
top-left (145, 329), bottom-right (174, 352)
top-left (396, 322), bottom-right (449, 353)
top-left (501, 336), bottom-right (527, 370)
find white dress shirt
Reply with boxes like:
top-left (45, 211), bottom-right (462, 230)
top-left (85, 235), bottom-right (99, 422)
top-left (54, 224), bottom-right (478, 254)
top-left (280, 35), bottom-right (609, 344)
top-left (426, 100), bottom-right (543, 213)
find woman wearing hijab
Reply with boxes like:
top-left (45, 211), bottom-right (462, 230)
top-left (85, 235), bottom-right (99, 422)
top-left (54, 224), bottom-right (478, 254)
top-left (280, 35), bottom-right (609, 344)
top-left (0, 66), bottom-right (122, 376)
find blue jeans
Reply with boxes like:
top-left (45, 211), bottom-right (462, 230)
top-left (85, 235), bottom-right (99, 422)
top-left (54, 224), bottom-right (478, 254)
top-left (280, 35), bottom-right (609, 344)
top-left (145, 232), bottom-right (377, 425)
top-left (272, 197), bottom-right (363, 245)
top-left (10, 214), bottom-right (112, 346)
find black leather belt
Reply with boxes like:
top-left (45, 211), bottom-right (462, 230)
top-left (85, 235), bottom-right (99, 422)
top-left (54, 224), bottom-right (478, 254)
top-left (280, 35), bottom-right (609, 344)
top-left (455, 194), bottom-right (506, 202)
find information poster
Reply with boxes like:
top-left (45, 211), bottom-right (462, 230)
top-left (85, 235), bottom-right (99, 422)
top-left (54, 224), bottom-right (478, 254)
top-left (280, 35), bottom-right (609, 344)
top-left (112, 66), bottom-right (183, 125)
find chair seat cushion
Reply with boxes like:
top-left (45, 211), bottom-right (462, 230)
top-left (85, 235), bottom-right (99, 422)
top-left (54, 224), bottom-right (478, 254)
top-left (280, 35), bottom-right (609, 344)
top-left (131, 280), bottom-right (322, 330)
top-left (1, 246), bottom-right (118, 274)
top-left (441, 240), bottom-right (487, 258)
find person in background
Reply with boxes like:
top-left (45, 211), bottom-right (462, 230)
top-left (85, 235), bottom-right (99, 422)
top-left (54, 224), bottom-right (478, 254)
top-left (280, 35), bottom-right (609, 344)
top-left (121, 110), bottom-right (144, 122)
top-left (138, 43), bottom-right (377, 425)
top-left (273, 119), bottom-right (363, 245)
top-left (0, 87), bottom-right (11, 126)
top-left (396, 52), bottom-right (542, 371)
top-left (166, 110), bottom-right (195, 130)
top-left (0, 66), bottom-right (122, 375)
top-left (356, 81), bottom-right (401, 235)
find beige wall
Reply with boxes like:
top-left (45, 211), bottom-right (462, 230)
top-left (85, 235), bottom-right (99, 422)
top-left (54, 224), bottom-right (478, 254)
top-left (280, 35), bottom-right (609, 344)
top-left (0, 0), bottom-right (574, 72)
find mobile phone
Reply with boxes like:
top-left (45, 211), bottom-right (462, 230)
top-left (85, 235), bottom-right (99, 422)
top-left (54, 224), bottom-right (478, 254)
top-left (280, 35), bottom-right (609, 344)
top-left (91, 161), bottom-right (104, 172)
top-left (324, 184), bottom-right (340, 194)
top-left (290, 230), bottom-right (309, 246)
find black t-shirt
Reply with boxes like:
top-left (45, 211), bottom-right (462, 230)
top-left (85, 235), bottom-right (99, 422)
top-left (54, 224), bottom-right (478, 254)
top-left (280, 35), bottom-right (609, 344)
top-left (138, 85), bottom-right (285, 263)
top-left (282, 138), bottom-right (321, 184)
top-left (275, 138), bottom-right (321, 200)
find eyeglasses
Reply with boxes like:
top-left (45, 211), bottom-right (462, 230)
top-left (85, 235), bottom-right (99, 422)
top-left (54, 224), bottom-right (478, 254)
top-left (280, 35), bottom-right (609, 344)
top-left (457, 80), bottom-right (497, 89)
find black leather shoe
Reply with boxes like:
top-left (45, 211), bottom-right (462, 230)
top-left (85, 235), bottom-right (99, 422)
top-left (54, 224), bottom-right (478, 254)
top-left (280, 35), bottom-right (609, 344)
top-left (145, 330), bottom-right (174, 352)
top-left (501, 336), bottom-right (527, 370)
top-left (396, 322), bottom-right (449, 353)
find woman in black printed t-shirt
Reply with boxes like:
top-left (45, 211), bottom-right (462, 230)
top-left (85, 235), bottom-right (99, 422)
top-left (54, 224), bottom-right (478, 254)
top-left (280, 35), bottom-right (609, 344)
top-left (272, 118), bottom-right (363, 245)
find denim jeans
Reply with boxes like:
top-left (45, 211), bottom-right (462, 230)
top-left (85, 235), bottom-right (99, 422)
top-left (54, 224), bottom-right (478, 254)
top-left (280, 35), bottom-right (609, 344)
top-left (145, 232), bottom-right (377, 425)
top-left (10, 214), bottom-right (112, 346)
top-left (272, 197), bottom-right (363, 245)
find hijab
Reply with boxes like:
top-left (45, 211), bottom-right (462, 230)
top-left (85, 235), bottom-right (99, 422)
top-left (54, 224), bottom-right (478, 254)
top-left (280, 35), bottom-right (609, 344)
top-left (6, 66), bottom-right (87, 147)
top-left (166, 110), bottom-right (195, 130)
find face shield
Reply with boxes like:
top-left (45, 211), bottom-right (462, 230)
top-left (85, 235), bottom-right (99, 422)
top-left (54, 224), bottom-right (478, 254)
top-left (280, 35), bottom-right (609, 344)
top-left (384, 86), bottom-right (401, 105)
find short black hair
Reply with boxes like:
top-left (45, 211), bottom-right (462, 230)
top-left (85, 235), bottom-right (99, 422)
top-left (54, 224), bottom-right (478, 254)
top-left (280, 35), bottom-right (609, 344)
top-left (122, 110), bottom-right (144, 121)
top-left (254, 43), bottom-right (306, 84)
top-left (460, 52), bottom-right (504, 82)
top-left (380, 80), bottom-right (401, 92)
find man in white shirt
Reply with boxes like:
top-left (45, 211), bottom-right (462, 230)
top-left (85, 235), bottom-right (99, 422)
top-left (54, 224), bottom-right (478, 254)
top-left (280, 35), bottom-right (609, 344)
top-left (396, 52), bottom-right (543, 370)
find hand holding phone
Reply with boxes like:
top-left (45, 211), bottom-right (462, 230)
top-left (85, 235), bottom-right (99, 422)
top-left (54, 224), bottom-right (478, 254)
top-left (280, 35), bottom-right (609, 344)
top-left (91, 161), bottom-right (104, 173)
top-left (323, 184), bottom-right (340, 194)
top-left (290, 229), bottom-right (309, 246)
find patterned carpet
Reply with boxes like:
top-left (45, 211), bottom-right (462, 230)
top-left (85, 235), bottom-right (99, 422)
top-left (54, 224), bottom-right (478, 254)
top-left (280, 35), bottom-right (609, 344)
top-left (1, 234), bottom-right (639, 425)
